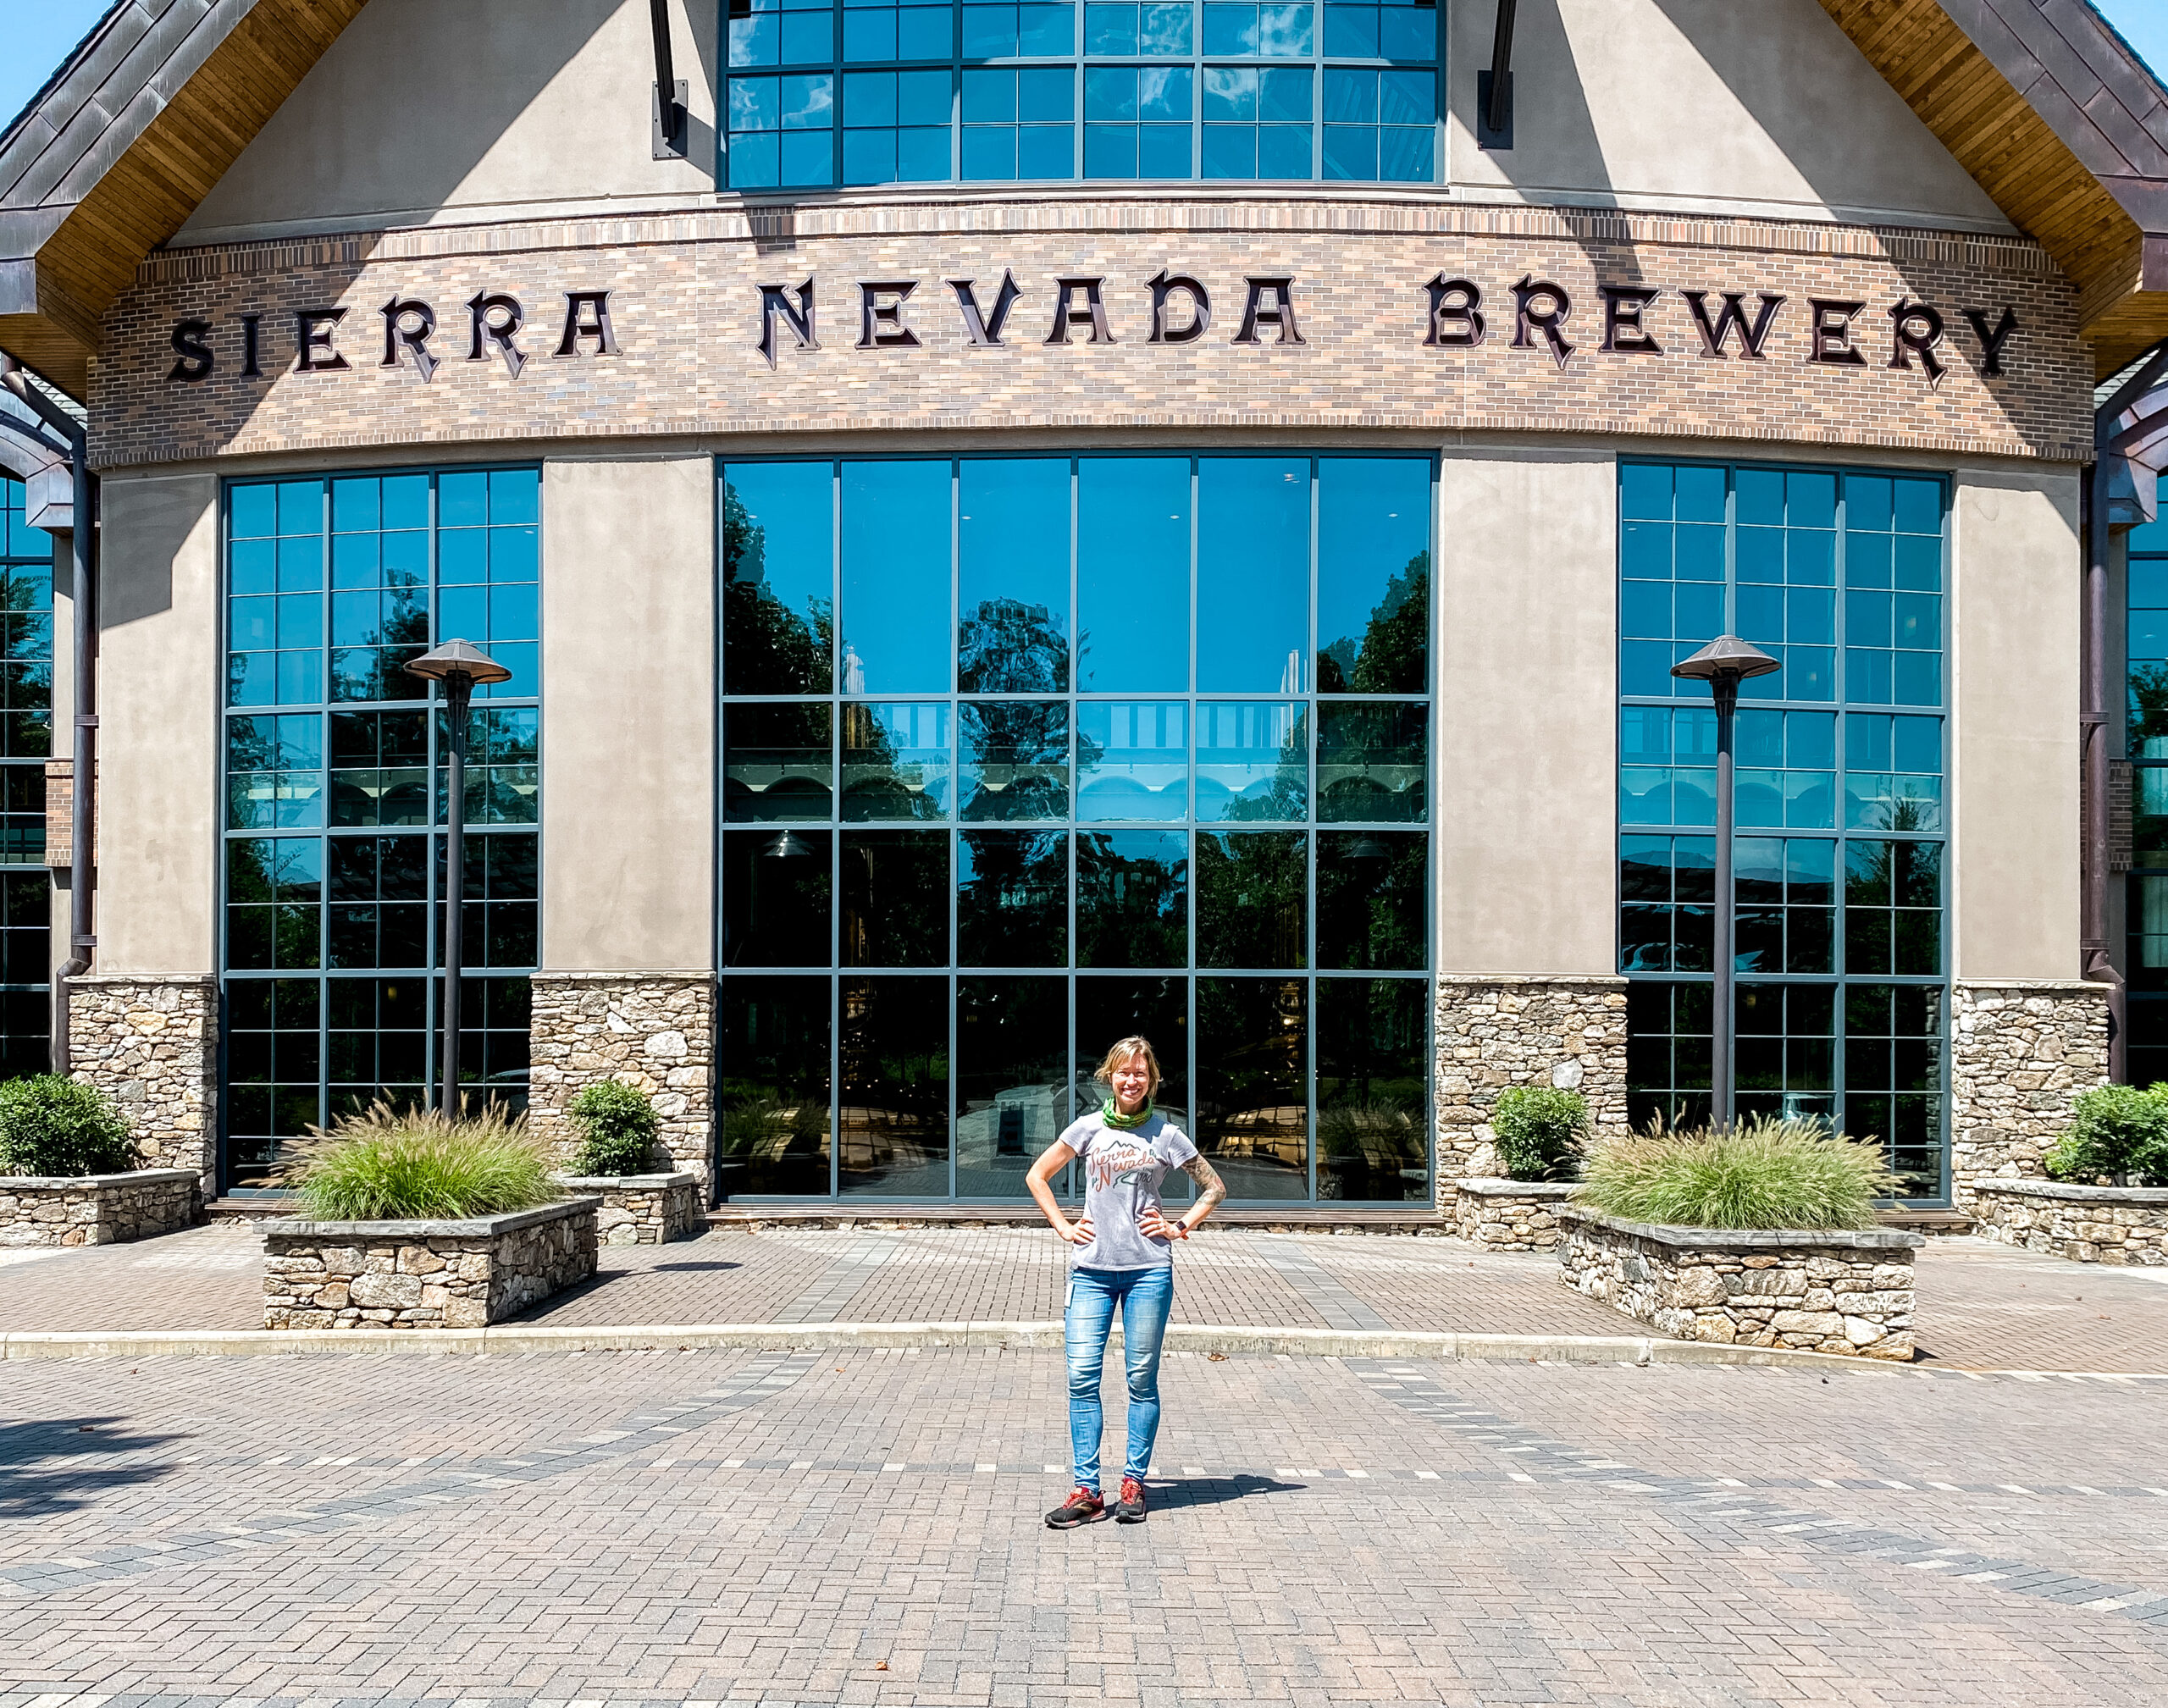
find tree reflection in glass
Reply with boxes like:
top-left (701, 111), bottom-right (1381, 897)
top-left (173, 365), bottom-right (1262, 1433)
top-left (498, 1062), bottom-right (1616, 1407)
top-left (1197, 829), bottom-right (1306, 967)
top-left (724, 702), bottom-right (833, 821)
top-left (1076, 701), bottom-right (1186, 821)
top-left (958, 830), bottom-right (1068, 965)
top-left (838, 975), bottom-right (950, 1195)
top-left (960, 700), bottom-right (1069, 820)
top-left (722, 828), bottom-right (831, 966)
top-left (841, 830), bottom-right (948, 966)
top-left (842, 701), bottom-right (950, 821)
top-left (955, 975), bottom-right (1069, 1197)
top-left (1315, 977), bottom-right (1427, 1201)
top-left (1195, 701), bottom-right (1306, 821)
top-left (1316, 701), bottom-right (1426, 821)
top-left (1197, 976), bottom-right (1307, 1198)
top-left (960, 458), bottom-right (1070, 692)
top-left (1076, 830), bottom-right (1186, 967)
top-left (1315, 458), bottom-right (1429, 693)
top-left (716, 975), bottom-right (832, 1194)
top-left (722, 464), bottom-right (833, 693)
top-left (1314, 829), bottom-right (1424, 969)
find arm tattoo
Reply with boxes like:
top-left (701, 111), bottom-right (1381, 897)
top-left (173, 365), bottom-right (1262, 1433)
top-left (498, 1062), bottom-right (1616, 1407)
top-left (1181, 1153), bottom-right (1227, 1209)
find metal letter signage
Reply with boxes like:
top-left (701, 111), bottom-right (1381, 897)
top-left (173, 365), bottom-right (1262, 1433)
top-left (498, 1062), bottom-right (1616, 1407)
top-left (1045, 278), bottom-right (1114, 345)
top-left (1232, 277), bottom-right (1302, 345)
top-left (1423, 276), bottom-right (1485, 347)
top-left (1511, 275), bottom-right (1574, 369)
top-left (292, 308), bottom-right (351, 373)
top-left (1806, 299), bottom-right (1868, 367)
top-left (467, 293), bottom-right (527, 378)
top-left (166, 270), bottom-right (2027, 402)
top-left (1148, 271), bottom-right (1212, 344)
top-left (167, 318), bottom-right (214, 383)
top-left (757, 279), bottom-right (817, 368)
top-left (950, 272), bottom-right (1021, 347)
top-left (379, 296), bottom-right (440, 383)
top-left (857, 281), bottom-right (921, 349)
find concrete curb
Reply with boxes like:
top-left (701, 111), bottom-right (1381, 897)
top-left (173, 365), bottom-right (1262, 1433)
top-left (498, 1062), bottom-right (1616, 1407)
top-left (0, 1319), bottom-right (2113, 1374)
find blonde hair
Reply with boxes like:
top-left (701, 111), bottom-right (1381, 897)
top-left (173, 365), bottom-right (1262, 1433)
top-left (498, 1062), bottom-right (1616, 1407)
top-left (1093, 1036), bottom-right (1162, 1093)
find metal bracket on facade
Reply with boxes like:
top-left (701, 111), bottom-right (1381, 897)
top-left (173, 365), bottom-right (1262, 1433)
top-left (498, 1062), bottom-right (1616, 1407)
top-left (1479, 0), bottom-right (1516, 150)
top-left (650, 0), bottom-right (689, 158)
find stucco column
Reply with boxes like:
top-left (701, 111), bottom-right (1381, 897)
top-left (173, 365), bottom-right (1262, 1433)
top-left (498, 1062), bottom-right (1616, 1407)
top-left (1431, 449), bottom-right (1629, 1203)
top-left (530, 455), bottom-right (716, 1185)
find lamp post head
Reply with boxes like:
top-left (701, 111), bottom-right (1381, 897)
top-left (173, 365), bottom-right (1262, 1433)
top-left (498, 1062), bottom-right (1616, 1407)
top-left (404, 638), bottom-right (512, 689)
top-left (1670, 634), bottom-right (1781, 685)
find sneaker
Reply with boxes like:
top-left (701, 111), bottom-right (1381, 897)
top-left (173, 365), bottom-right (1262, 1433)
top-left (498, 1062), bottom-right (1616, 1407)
top-left (1114, 1475), bottom-right (1148, 1523)
top-left (1046, 1486), bottom-right (1107, 1528)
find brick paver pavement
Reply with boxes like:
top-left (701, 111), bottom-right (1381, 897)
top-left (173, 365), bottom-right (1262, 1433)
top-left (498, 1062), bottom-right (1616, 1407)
top-left (3, 1340), bottom-right (2165, 1705)
top-left (3, 1224), bottom-right (2165, 1374)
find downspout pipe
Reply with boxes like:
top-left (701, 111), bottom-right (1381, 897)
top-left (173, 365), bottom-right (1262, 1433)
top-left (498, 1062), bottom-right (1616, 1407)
top-left (0, 356), bottom-right (94, 1075)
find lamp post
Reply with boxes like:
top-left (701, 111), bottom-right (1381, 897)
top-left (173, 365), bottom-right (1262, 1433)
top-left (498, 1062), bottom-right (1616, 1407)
top-left (405, 639), bottom-right (512, 1116)
top-left (1670, 635), bottom-right (1781, 1130)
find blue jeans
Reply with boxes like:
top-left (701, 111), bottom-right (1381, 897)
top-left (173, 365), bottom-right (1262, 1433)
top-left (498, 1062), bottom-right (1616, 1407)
top-left (1065, 1263), bottom-right (1174, 1490)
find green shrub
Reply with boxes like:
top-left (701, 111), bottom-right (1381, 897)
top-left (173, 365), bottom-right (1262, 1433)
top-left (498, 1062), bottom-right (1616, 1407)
top-left (1490, 1086), bottom-right (1589, 1181)
top-left (2044, 1083), bottom-right (2168, 1186)
top-left (0, 1075), bottom-right (134, 1177)
top-left (567, 1078), bottom-right (662, 1176)
top-left (288, 1102), bottom-right (557, 1221)
top-left (1575, 1115), bottom-right (1900, 1230)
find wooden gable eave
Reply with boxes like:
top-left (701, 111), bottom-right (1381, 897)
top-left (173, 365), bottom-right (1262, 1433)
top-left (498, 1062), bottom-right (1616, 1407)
top-left (0, 0), bottom-right (368, 399)
top-left (1822, 0), bottom-right (2168, 379)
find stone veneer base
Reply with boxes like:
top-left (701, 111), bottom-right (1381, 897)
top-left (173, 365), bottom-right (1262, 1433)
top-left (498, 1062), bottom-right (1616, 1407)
top-left (528, 975), bottom-right (715, 1191)
top-left (1972, 1179), bottom-right (2168, 1265)
top-left (1433, 976), bottom-right (1628, 1208)
top-left (1451, 1178), bottom-right (1579, 1251)
top-left (65, 975), bottom-right (218, 1184)
top-left (1557, 1206), bottom-right (1923, 1361)
top-left (263, 1198), bottom-right (600, 1329)
top-left (0, 1169), bottom-right (202, 1247)
top-left (1950, 981), bottom-right (2109, 1211)
top-left (556, 1172), bottom-right (702, 1244)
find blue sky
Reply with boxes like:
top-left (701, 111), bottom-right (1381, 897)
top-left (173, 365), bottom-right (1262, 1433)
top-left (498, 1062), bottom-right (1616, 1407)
top-left (0, 0), bottom-right (2165, 178)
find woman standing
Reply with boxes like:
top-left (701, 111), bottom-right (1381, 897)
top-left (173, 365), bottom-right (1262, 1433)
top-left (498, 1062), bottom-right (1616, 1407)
top-left (1026, 1035), bottom-right (1226, 1528)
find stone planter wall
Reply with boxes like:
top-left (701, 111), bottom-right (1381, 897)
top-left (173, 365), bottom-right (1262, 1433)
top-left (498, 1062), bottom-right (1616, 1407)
top-left (0, 1169), bottom-right (202, 1247)
top-left (65, 975), bottom-right (219, 1185)
top-left (1972, 1180), bottom-right (2168, 1265)
top-left (556, 1171), bottom-right (701, 1244)
top-left (1451, 1178), bottom-right (1578, 1251)
top-left (528, 975), bottom-right (714, 1191)
top-left (1557, 1206), bottom-right (1923, 1361)
top-left (1433, 976), bottom-right (1629, 1207)
top-left (1950, 982), bottom-right (2109, 1211)
top-left (263, 1197), bottom-right (599, 1329)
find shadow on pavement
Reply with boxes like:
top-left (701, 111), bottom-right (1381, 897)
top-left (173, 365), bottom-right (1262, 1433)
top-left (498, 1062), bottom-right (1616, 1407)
top-left (1148, 1473), bottom-right (1304, 1509)
top-left (0, 1417), bottom-right (186, 1521)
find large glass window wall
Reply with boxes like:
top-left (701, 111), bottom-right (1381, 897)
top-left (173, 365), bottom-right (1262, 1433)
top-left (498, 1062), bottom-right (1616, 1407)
top-left (219, 468), bottom-right (540, 1190)
top-left (1618, 460), bottom-right (1950, 1200)
top-left (722, 0), bottom-right (1438, 189)
top-left (2126, 513), bottom-right (2168, 1083)
top-left (0, 478), bottom-right (49, 1075)
top-left (720, 451), bottom-right (1433, 1201)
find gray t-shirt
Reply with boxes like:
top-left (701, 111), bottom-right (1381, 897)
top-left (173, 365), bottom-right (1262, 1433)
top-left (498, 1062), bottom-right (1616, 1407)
top-left (1060, 1109), bottom-right (1199, 1271)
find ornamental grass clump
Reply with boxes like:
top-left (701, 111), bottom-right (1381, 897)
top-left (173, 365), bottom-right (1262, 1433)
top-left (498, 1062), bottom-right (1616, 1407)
top-left (2044, 1083), bottom-right (2168, 1187)
top-left (566, 1078), bottom-right (662, 1176)
top-left (1490, 1086), bottom-right (1589, 1181)
top-left (0, 1075), bottom-right (134, 1177)
top-left (1575, 1115), bottom-right (1900, 1231)
top-left (287, 1101), bottom-right (558, 1221)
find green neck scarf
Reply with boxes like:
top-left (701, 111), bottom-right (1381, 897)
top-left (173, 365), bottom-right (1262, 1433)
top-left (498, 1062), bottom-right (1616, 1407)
top-left (1101, 1097), bottom-right (1153, 1130)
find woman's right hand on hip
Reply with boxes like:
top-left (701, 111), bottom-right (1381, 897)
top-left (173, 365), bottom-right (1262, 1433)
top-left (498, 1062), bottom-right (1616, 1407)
top-left (1059, 1214), bottom-right (1095, 1246)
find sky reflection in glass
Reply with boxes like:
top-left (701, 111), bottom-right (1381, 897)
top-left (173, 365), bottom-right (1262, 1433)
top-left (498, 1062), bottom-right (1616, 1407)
top-left (1079, 457), bottom-right (1189, 691)
top-left (1198, 457), bottom-right (1308, 692)
top-left (1078, 701), bottom-right (1187, 821)
top-left (842, 461), bottom-right (950, 694)
top-left (960, 458), bottom-right (1070, 694)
